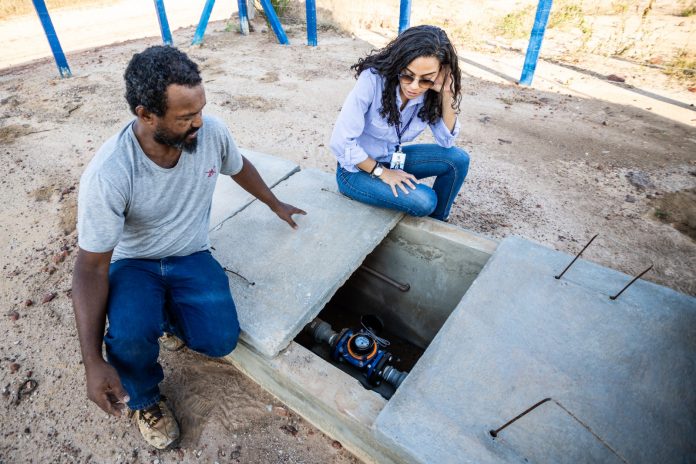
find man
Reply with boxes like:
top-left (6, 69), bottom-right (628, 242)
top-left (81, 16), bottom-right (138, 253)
top-left (72, 45), bottom-right (305, 449)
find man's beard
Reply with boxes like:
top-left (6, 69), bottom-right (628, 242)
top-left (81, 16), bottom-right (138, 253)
top-left (153, 125), bottom-right (198, 152)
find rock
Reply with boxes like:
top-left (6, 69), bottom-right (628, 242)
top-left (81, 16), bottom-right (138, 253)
top-left (24, 299), bottom-right (33, 307)
top-left (332, 440), bottom-right (342, 449)
top-left (280, 424), bottom-right (298, 436)
top-left (273, 406), bottom-right (289, 417)
top-left (625, 171), bottom-right (655, 190)
top-left (606, 74), bottom-right (626, 83)
top-left (625, 195), bottom-right (637, 203)
top-left (10, 363), bottom-right (20, 374)
top-left (9, 311), bottom-right (19, 321)
top-left (42, 292), bottom-right (57, 304)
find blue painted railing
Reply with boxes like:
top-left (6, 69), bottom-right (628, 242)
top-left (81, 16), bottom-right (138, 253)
top-left (258, 0), bottom-right (289, 45)
top-left (31, 0), bottom-right (72, 77)
top-left (398, 0), bottom-right (412, 34)
top-left (192, 0), bottom-right (215, 45)
top-left (519, 0), bottom-right (553, 85)
top-left (238, 0), bottom-right (250, 36)
top-left (306, 0), bottom-right (317, 46)
top-left (153, 0), bottom-right (173, 45)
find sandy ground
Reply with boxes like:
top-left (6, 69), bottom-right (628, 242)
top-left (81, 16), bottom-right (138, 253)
top-left (1, 3), bottom-right (695, 463)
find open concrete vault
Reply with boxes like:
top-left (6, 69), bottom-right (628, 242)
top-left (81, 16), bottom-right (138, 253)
top-left (208, 150), bottom-right (696, 464)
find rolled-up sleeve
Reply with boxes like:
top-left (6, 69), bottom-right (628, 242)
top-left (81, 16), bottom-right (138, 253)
top-left (330, 71), bottom-right (377, 170)
top-left (430, 117), bottom-right (460, 148)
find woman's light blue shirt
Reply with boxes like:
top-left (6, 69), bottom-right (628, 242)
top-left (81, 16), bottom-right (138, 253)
top-left (329, 68), bottom-right (460, 172)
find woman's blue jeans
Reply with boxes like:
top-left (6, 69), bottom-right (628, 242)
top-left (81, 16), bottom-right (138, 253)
top-left (104, 250), bottom-right (239, 410)
top-left (336, 144), bottom-right (470, 221)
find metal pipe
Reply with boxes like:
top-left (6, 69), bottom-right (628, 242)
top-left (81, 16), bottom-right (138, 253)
top-left (360, 265), bottom-right (410, 292)
top-left (31, 0), bottom-right (72, 78)
top-left (192, 0), bottom-right (216, 45)
top-left (258, 0), bottom-right (290, 45)
top-left (489, 398), bottom-right (552, 438)
top-left (153, 0), bottom-right (173, 45)
top-left (306, 0), bottom-right (317, 46)
top-left (554, 233), bottom-right (598, 280)
top-left (237, 0), bottom-right (250, 35)
top-left (398, 0), bottom-right (412, 34)
top-left (519, 0), bottom-right (553, 85)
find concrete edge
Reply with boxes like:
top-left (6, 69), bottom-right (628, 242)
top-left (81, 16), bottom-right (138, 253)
top-left (398, 216), bottom-right (499, 255)
top-left (224, 341), bottom-right (417, 464)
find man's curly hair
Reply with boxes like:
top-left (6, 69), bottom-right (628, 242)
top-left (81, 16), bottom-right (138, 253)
top-left (351, 25), bottom-right (461, 127)
top-left (124, 46), bottom-right (201, 116)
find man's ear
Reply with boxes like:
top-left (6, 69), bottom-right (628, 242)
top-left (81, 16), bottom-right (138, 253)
top-left (135, 105), bottom-right (157, 127)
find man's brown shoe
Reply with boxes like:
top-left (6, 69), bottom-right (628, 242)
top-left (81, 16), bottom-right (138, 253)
top-left (136, 399), bottom-right (180, 450)
top-left (158, 332), bottom-right (185, 352)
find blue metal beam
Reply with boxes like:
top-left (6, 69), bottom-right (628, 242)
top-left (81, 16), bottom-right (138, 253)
top-left (258, 0), bottom-right (289, 45)
top-left (153, 0), bottom-right (173, 45)
top-left (238, 0), bottom-right (250, 35)
top-left (306, 0), bottom-right (317, 46)
top-left (519, 0), bottom-right (553, 86)
top-left (31, 0), bottom-right (71, 78)
top-left (192, 0), bottom-right (216, 45)
top-left (398, 0), bottom-right (412, 34)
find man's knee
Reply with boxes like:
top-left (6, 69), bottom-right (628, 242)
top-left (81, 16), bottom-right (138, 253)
top-left (188, 324), bottom-right (240, 357)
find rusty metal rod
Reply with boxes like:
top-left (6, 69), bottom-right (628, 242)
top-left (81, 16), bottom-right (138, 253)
top-left (610, 264), bottom-right (653, 300)
top-left (555, 234), bottom-right (598, 280)
top-left (360, 265), bottom-right (410, 292)
top-left (489, 398), bottom-right (551, 438)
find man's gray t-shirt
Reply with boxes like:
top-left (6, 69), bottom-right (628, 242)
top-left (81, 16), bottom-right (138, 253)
top-left (77, 115), bottom-right (243, 262)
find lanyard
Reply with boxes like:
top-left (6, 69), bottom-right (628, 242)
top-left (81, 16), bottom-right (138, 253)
top-left (394, 109), bottom-right (416, 152)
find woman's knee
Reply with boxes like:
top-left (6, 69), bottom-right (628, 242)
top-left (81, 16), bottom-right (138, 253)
top-left (406, 187), bottom-right (438, 217)
top-left (445, 146), bottom-right (470, 172)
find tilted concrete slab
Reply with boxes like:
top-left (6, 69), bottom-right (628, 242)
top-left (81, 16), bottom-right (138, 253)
top-left (209, 148), bottom-right (299, 230)
top-left (210, 168), bottom-right (403, 358)
top-left (375, 236), bottom-right (696, 464)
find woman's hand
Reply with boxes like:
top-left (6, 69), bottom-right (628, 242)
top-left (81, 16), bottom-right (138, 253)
top-left (432, 65), bottom-right (453, 94)
top-left (379, 169), bottom-right (418, 197)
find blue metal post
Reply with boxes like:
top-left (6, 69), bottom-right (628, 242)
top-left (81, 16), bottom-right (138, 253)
top-left (519, 0), bottom-right (553, 86)
top-left (237, 0), bottom-right (250, 35)
top-left (31, 0), bottom-right (71, 78)
top-left (306, 0), bottom-right (317, 46)
top-left (192, 0), bottom-right (216, 45)
top-left (398, 0), bottom-right (411, 34)
top-left (258, 0), bottom-right (289, 45)
top-left (153, 0), bottom-right (173, 45)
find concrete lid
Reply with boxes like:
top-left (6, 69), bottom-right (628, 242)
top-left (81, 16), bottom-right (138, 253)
top-left (210, 168), bottom-right (403, 358)
top-left (375, 236), bottom-right (696, 464)
top-left (209, 148), bottom-right (299, 230)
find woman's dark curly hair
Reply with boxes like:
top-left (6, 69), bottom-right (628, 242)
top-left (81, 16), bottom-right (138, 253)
top-left (351, 25), bottom-right (461, 127)
top-left (124, 46), bottom-right (201, 116)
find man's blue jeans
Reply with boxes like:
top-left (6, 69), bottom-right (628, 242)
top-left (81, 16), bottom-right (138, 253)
top-left (336, 144), bottom-right (470, 221)
top-left (104, 250), bottom-right (239, 410)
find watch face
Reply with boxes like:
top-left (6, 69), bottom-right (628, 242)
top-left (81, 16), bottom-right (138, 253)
top-left (374, 166), bottom-right (384, 177)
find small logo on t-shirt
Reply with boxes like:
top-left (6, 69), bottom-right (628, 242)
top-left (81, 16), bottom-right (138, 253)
top-left (205, 167), bottom-right (216, 178)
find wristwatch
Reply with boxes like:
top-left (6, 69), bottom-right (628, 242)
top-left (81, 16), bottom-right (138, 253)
top-left (373, 165), bottom-right (384, 178)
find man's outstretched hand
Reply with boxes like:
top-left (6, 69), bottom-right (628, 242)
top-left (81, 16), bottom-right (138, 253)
top-left (271, 202), bottom-right (307, 229)
top-left (85, 360), bottom-right (130, 417)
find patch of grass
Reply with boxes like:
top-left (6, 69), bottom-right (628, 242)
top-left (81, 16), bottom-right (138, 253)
top-left (679, 1), bottom-right (696, 17)
top-left (664, 49), bottom-right (696, 84)
top-left (494, 6), bottom-right (534, 39)
top-left (0, 0), bottom-right (113, 21)
top-left (654, 208), bottom-right (669, 220)
top-left (548, 3), bottom-right (584, 29)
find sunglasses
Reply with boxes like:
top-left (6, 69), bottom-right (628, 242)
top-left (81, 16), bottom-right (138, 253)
top-left (398, 72), bottom-right (437, 89)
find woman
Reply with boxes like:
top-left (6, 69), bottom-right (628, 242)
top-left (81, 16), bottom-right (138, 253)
top-left (329, 25), bottom-right (469, 222)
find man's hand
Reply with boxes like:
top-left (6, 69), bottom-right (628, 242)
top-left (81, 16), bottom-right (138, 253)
top-left (85, 359), bottom-right (130, 417)
top-left (271, 201), bottom-right (307, 229)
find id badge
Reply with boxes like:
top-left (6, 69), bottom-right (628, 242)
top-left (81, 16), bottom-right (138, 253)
top-left (390, 150), bottom-right (406, 170)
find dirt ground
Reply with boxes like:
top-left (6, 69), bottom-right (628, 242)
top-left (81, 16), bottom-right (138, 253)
top-left (1, 3), bottom-right (695, 464)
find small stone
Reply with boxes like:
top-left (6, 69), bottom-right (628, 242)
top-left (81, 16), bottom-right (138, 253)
top-left (42, 292), bottom-right (57, 304)
top-left (26, 370), bottom-right (33, 378)
top-left (24, 427), bottom-right (30, 434)
top-left (280, 424), bottom-right (298, 436)
top-left (10, 363), bottom-right (20, 374)
top-left (24, 299), bottom-right (33, 307)
top-left (606, 74), bottom-right (625, 83)
top-left (625, 195), bottom-right (637, 203)
top-left (273, 406), bottom-right (289, 417)
top-left (332, 440), bottom-right (342, 449)
top-left (9, 311), bottom-right (19, 321)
